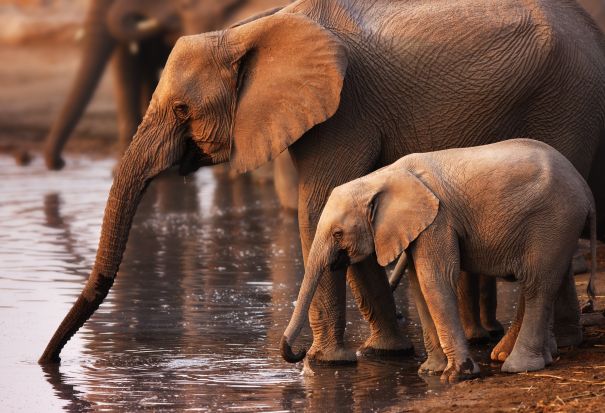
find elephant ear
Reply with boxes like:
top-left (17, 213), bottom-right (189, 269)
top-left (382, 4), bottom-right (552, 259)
top-left (227, 12), bottom-right (348, 173)
top-left (369, 172), bottom-right (440, 267)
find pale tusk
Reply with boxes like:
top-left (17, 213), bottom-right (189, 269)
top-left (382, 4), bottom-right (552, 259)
top-left (388, 252), bottom-right (408, 292)
top-left (129, 41), bottom-right (139, 55)
top-left (136, 18), bottom-right (159, 32)
top-left (74, 28), bottom-right (85, 42)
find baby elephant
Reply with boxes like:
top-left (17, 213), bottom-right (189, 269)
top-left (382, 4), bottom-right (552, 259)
top-left (280, 139), bottom-right (596, 382)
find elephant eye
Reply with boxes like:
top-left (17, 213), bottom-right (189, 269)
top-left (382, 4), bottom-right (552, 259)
top-left (173, 101), bottom-right (190, 121)
top-left (332, 229), bottom-right (344, 241)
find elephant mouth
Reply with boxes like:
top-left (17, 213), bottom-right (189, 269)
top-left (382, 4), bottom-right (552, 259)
top-left (179, 139), bottom-right (213, 176)
top-left (330, 249), bottom-right (351, 271)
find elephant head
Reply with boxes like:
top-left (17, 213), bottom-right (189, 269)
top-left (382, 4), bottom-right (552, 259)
top-left (106, 0), bottom-right (181, 42)
top-left (280, 170), bottom-right (439, 362)
top-left (39, 12), bottom-right (347, 363)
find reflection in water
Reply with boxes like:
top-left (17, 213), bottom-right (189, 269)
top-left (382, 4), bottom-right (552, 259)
top-left (0, 156), bottom-right (519, 411)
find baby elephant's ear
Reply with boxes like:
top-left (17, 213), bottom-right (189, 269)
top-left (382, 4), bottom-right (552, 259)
top-left (369, 172), bottom-right (440, 267)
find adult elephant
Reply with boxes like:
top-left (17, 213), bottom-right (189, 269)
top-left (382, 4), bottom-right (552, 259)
top-left (39, 0), bottom-right (605, 364)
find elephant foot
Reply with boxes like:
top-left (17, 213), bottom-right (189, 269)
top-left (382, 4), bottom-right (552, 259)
top-left (440, 358), bottom-right (480, 383)
top-left (501, 346), bottom-right (545, 373)
top-left (44, 153), bottom-right (65, 171)
top-left (482, 320), bottom-right (505, 341)
top-left (357, 345), bottom-right (415, 358)
top-left (490, 324), bottom-right (520, 362)
top-left (358, 333), bottom-right (414, 358)
top-left (464, 324), bottom-right (491, 345)
top-left (418, 352), bottom-right (448, 375)
top-left (306, 345), bottom-right (357, 365)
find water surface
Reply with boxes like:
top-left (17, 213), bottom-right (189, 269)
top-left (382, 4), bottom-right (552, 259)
top-left (0, 156), bottom-right (517, 412)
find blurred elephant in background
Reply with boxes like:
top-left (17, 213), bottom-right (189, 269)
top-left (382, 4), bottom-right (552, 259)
top-left (39, 0), bottom-right (605, 365)
top-left (43, 0), bottom-right (179, 171)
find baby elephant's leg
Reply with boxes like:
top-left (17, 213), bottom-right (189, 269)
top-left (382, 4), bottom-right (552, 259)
top-left (408, 265), bottom-right (447, 375)
top-left (347, 256), bottom-right (414, 356)
top-left (412, 235), bottom-right (479, 383)
top-left (457, 272), bottom-right (490, 343)
top-left (553, 266), bottom-right (582, 347)
top-left (501, 274), bottom-right (561, 373)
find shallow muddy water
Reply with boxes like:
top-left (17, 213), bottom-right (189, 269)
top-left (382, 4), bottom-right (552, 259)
top-left (0, 156), bottom-right (518, 412)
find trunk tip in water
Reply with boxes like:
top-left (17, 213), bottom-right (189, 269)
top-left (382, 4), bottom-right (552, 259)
top-left (280, 335), bottom-right (306, 363)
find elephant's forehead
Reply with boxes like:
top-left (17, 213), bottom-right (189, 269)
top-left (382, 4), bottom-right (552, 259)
top-left (322, 194), bottom-right (356, 223)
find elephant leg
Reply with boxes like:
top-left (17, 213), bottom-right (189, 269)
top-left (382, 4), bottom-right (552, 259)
top-left (553, 265), bottom-right (582, 347)
top-left (113, 45), bottom-right (143, 156)
top-left (411, 230), bottom-right (479, 383)
top-left (348, 256), bottom-right (414, 356)
top-left (501, 277), bottom-right (559, 373)
top-left (408, 263), bottom-right (447, 374)
top-left (273, 151), bottom-right (299, 211)
top-left (491, 288), bottom-right (523, 362)
top-left (479, 275), bottom-right (504, 339)
top-left (456, 271), bottom-right (490, 343)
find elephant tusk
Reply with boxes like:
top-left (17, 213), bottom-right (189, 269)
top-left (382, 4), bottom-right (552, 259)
top-left (136, 18), bottom-right (159, 32)
top-left (74, 28), bottom-right (85, 42)
top-left (389, 253), bottom-right (408, 292)
top-left (129, 42), bottom-right (139, 55)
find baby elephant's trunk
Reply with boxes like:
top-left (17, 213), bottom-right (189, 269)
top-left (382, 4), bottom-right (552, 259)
top-left (281, 242), bottom-right (328, 363)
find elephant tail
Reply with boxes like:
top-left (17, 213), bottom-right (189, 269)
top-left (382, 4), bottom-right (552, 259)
top-left (585, 190), bottom-right (597, 312)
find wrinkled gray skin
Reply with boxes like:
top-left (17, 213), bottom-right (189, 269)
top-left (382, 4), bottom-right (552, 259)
top-left (40, 0), bottom-right (605, 365)
top-left (282, 139), bottom-right (597, 383)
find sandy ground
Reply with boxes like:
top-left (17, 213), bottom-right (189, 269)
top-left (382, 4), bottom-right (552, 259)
top-left (2, 39), bottom-right (605, 412)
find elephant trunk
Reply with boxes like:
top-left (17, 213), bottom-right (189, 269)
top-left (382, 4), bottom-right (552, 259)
top-left (39, 124), bottom-right (181, 363)
top-left (281, 240), bottom-right (330, 363)
top-left (44, 0), bottom-right (116, 170)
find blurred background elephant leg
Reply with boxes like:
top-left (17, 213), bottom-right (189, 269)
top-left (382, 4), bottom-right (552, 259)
top-left (479, 275), bottom-right (504, 339)
top-left (348, 256), bottom-right (414, 356)
top-left (456, 271), bottom-right (490, 343)
top-left (553, 266), bottom-right (582, 347)
top-left (408, 263), bottom-right (446, 374)
top-left (273, 151), bottom-right (299, 211)
top-left (44, 0), bottom-right (116, 170)
top-left (113, 45), bottom-right (143, 157)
